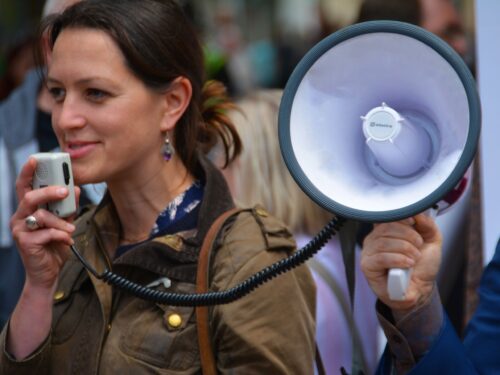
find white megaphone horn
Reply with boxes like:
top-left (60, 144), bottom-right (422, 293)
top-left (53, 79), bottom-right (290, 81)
top-left (278, 21), bottom-right (481, 301)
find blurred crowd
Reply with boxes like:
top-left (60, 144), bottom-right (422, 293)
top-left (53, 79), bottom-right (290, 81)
top-left (1, 0), bottom-right (476, 100)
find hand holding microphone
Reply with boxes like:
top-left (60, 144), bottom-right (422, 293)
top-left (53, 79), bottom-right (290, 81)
top-left (360, 213), bottom-right (442, 311)
top-left (10, 153), bottom-right (79, 290)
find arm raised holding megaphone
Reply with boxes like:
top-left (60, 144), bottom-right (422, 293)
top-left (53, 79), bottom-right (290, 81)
top-left (361, 213), bottom-right (442, 312)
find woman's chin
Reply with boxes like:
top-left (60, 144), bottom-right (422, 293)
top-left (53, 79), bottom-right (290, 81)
top-left (74, 174), bottom-right (102, 186)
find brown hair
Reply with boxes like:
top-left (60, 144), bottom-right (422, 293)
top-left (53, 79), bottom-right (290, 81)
top-left (38, 0), bottom-right (241, 173)
top-left (226, 90), bottom-right (332, 235)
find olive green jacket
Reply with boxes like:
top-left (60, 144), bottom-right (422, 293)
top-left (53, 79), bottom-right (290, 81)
top-left (0, 157), bottom-right (316, 374)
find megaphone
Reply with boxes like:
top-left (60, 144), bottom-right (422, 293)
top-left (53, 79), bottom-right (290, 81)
top-left (278, 21), bottom-right (481, 300)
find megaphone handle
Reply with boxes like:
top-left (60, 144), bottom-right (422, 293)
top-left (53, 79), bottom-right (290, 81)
top-left (388, 268), bottom-right (412, 301)
top-left (387, 207), bottom-right (438, 301)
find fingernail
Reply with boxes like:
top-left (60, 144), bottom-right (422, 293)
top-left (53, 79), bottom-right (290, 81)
top-left (67, 223), bottom-right (75, 231)
top-left (57, 188), bottom-right (68, 196)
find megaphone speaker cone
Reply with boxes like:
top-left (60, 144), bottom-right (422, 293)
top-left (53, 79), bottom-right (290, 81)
top-left (279, 20), bottom-right (481, 222)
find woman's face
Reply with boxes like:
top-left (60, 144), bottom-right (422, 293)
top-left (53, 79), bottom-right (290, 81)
top-left (47, 28), bottom-right (168, 186)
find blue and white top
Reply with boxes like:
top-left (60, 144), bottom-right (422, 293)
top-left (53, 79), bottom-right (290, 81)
top-left (115, 180), bottom-right (203, 257)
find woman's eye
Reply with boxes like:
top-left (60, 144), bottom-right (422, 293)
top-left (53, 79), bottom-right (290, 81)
top-left (48, 87), bottom-right (66, 102)
top-left (86, 88), bottom-right (109, 101)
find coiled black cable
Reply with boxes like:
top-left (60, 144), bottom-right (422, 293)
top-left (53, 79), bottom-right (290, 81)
top-left (70, 215), bottom-right (345, 306)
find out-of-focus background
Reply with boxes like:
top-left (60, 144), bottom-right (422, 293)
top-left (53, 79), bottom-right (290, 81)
top-left (3, 1), bottom-right (499, 373)
top-left (0, 0), bottom-right (44, 100)
top-left (0, 0), bottom-right (476, 100)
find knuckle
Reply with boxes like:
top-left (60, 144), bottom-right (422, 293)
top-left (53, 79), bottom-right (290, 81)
top-left (24, 192), bottom-right (37, 206)
top-left (17, 233), bottom-right (30, 249)
top-left (362, 238), bottom-right (376, 253)
top-left (376, 225), bottom-right (391, 236)
top-left (400, 242), bottom-right (414, 253)
top-left (411, 233), bottom-right (423, 246)
top-left (375, 238), bottom-right (392, 252)
top-left (360, 257), bottom-right (368, 271)
top-left (363, 230), bottom-right (376, 243)
top-left (37, 209), bottom-right (49, 222)
top-left (375, 254), bottom-right (389, 267)
top-left (48, 228), bottom-right (60, 237)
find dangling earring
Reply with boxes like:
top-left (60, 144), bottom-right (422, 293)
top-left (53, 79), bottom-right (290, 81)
top-left (162, 134), bottom-right (175, 161)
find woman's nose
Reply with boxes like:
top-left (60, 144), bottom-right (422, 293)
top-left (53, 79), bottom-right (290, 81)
top-left (53, 96), bottom-right (86, 130)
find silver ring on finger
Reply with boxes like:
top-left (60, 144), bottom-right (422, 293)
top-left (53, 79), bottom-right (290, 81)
top-left (25, 215), bottom-right (40, 231)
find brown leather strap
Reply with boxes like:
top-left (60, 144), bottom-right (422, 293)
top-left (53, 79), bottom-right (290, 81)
top-left (196, 208), bottom-right (241, 375)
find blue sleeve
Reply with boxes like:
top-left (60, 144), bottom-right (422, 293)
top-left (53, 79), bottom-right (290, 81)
top-left (377, 314), bottom-right (478, 374)
top-left (462, 239), bottom-right (500, 373)
top-left (377, 239), bottom-right (500, 375)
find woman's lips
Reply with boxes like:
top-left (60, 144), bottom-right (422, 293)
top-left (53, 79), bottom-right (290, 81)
top-left (65, 142), bottom-right (98, 159)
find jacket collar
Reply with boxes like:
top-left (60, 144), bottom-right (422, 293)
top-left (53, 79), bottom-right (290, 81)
top-left (73, 154), bottom-right (235, 283)
top-left (192, 153), bottom-right (235, 244)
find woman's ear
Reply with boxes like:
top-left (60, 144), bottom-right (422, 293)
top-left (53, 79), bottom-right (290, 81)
top-left (160, 76), bottom-right (193, 131)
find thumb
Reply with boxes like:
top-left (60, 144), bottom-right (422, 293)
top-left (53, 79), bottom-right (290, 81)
top-left (414, 213), bottom-right (441, 244)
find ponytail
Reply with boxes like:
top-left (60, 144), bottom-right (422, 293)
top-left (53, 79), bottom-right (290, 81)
top-left (199, 80), bottom-right (242, 168)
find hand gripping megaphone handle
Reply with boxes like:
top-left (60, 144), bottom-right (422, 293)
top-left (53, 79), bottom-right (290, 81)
top-left (387, 207), bottom-right (438, 301)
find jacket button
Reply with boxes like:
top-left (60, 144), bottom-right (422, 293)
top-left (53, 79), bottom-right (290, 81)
top-left (167, 313), bottom-right (182, 328)
top-left (163, 235), bottom-right (183, 251)
top-left (53, 291), bottom-right (65, 301)
top-left (255, 207), bottom-right (268, 217)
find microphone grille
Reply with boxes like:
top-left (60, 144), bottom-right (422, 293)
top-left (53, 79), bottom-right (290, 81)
top-left (35, 162), bottom-right (49, 181)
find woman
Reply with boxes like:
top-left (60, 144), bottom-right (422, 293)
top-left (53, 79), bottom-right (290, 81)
top-left (1, 1), bottom-right (316, 374)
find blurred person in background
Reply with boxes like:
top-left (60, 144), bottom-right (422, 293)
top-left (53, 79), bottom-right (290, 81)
top-left (209, 4), bottom-right (255, 97)
top-left (357, 0), bottom-right (470, 66)
top-left (218, 89), bottom-right (381, 375)
top-left (0, 35), bottom-right (37, 101)
top-left (419, 0), bottom-right (469, 60)
top-left (0, 0), bottom-right (87, 330)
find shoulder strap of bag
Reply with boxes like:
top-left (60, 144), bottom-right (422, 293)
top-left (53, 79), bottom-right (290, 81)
top-left (196, 208), bottom-right (241, 375)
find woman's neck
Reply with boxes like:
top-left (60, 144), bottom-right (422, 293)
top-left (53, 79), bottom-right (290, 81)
top-left (108, 157), bottom-right (195, 246)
